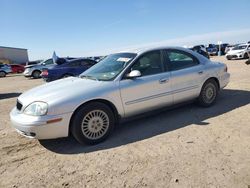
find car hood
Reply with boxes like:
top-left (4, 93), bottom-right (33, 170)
top-left (18, 77), bottom-right (107, 106)
top-left (227, 49), bottom-right (245, 55)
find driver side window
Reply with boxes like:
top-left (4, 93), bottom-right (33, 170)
top-left (44, 59), bottom-right (53, 65)
top-left (131, 50), bottom-right (163, 76)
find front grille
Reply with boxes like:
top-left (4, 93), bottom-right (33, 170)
top-left (227, 55), bottom-right (237, 59)
top-left (16, 100), bottom-right (23, 111)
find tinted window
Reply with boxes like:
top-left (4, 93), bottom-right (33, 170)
top-left (233, 45), bottom-right (247, 50)
top-left (80, 60), bottom-right (96, 66)
top-left (166, 50), bottom-right (199, 71)
top-left (43, 59), bottom-right (53, 65)
top-left (69, 60), bottom-right (81, 67)
top-left (131, 50), bottom-right (163, 76)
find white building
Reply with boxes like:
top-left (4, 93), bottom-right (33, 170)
top-left (0, 46), bottom-right (29, 64)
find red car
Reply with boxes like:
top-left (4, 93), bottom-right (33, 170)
top-left (10, 64), bottom-right (25, 73)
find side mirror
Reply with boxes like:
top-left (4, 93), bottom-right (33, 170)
top-left (126, 70), bottom-right (141, 79)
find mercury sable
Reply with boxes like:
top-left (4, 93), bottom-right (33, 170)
top-left (10, 47), bottom-right (230, 144)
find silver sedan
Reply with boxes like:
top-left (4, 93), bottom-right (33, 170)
top-left (10, 46), bottom-right (230, 144)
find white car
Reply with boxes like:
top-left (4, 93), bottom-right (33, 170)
top-left (226, 44), bottom-right (250, 60)
top-left (10, 46), bottom-right (230, 144)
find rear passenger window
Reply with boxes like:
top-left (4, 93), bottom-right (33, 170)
top-left (166, 50), bottom-right (199, 71)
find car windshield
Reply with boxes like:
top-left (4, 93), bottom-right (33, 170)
top-left (80, 53), bottom-right (136, 81)
top-left (232, 45), bottom-right (247, 50)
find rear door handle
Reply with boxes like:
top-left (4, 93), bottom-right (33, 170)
top-left (159, 78), bottom-right (169, 84)
top-left (198, 71), bottom-right (203, 75)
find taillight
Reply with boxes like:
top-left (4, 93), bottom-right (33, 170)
top-left (42, 70), bottom-right (48, 76)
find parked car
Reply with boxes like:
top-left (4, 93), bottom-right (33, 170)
top-left (215, 43), bottom-right (229, 55)
top-left (10, 46), bottom-right (230, 144)
top-left (23, 58), bottom-right (73, 79)
top-left (189, 45), bottom-right (209, 59)
top-left (0, 64), bottom-right (12, 77)
top-left (25, 60), bottom-right (42, 66)
top-left (225, 44), bottom-right (236, 54)
top-left (206, 44), bottom-right (218, 56)
top-left (41, 58), bottom-right (97, 82)
top-left (225, 43), bottom-right (250, 60)
top-left (10, 64), bottom-right (25, 73)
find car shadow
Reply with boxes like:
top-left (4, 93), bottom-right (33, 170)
top-left (39, 89), bottom-right (250, 154)
top-left (0, 92), bottom-right (21, 100)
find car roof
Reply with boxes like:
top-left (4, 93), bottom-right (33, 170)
top-left (120, 46), bottom-right (195, 55)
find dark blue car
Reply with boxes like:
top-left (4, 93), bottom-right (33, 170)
top-left (41, 58), bottom-right (97, 82)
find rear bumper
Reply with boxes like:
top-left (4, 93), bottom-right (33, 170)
top-left (42, 76), bottom-right (58, 82)
top-left (10, 108), bottom-right (72, 139)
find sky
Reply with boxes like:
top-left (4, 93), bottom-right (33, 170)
top-left (1, 0), bottom-right (250, 60)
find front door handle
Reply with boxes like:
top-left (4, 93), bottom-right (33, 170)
top-left (159, 78), bottom-right (169, 84)
top-left (198, 71), bottom-right (203, 75)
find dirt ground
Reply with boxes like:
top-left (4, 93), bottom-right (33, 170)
top-left (0, 56), bottom-right (250, 188)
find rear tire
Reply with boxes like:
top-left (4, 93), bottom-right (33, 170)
top-left (70, 102), bottom-right (115, 145)
top-left (198, 79), bottom-right (218, 107)
top-left (0, 71), bottom-right (6, 77)
top-left (32, 70), bottom-right (41, 79)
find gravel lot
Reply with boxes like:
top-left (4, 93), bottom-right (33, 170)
top-left (0, 56), bottom-right (250, 188)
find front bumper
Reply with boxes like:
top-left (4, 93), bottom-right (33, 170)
top-left (226, 54), bottom-right (244, 59)
top-left (220, 73), bottom-right (230, 89)
top-left (23, 69), bottom-right (32, 77)
top-left (208, 51), bottom-right (217, 55)
top-left (10, 108), bottom-right (72, 139)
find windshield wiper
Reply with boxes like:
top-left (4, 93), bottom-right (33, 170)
top-left (80, 75), bottom-right (99, 81)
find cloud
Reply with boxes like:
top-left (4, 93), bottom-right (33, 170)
top-left (82, 28), bottom-right (250, 56)
top-left (122, 28), bottom-right (250, 51)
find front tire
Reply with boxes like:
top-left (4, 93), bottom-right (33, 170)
top-left (71, 102), bottom-right (115, 145)
top-left (198, 79), bottom-right (218, 107)
top-left (244, 53), bottom-right (249, 59)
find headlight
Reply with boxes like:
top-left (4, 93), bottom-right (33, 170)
top-left (23, 102), bottom-right (48, 116)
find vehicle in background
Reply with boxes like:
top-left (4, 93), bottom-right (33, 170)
top-left (189, 45), bottom-right (209, 59)
top-left (41, 58), bottom-right (97, 82)
top-left (24, 60), bottom-right (42, 66)
top-left (225, 43), bottom-right (250, 60)
top-left (206, 44), bottom-right (218, 56)
top-left (10, 46), bottom-right (230, 144)
top-left (215, 43), bottom-right (229, 55)
top-left (225, 44), bottom-right (236, 54)
top-left (10, 64), bottom-right (25, 73)
top-left (87, 56), bottom-right (106, 62)
top-left (0, 64), bottom-right (12, 77)
top-left (23, 58), bottom-right (74, 79)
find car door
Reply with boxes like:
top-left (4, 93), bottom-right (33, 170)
top-left (119, 50), bottom-right (173, 117)
top-left (165, 49), bottom-right (206, 104)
